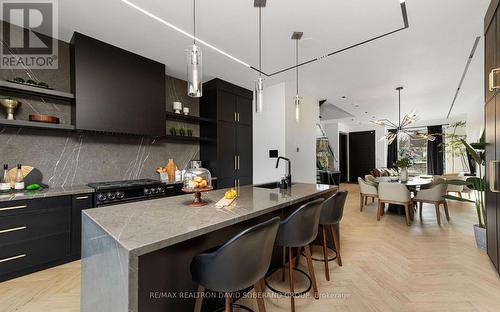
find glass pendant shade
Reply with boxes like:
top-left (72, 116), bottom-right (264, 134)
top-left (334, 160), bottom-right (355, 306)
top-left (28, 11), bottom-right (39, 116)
top-left (187, 44), bottom-right (202, 97)
top-left (255, 77), bottom-right (264, 113)
top-left (294, 94), bottom-right (301, 122)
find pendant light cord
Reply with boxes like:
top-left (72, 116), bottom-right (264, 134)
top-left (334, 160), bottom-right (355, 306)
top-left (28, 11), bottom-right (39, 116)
top-left (296, 39), bottom-right (299, 94)
top-left (258, 7), bottom-right (262, 77)
top-left (193, 0), bottom-right (196, 45)
top-left (398, 88), bottom-right (401, 128)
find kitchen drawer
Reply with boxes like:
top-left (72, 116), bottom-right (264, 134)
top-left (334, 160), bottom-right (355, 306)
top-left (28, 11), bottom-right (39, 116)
top-left (164, 183), bottom-right (183, 196)
top-left (0, 233), bottom-right (70, 277)
top-left (0, 196), bottom-right (71, 217)
top-left (71, 194), bottom-right (93, 256)
top-left (0, 205), bottom-right (70, 247)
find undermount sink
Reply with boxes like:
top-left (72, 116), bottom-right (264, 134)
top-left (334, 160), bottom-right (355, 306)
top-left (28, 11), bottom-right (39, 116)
top-left (254, 182), bottom-right (296, 189)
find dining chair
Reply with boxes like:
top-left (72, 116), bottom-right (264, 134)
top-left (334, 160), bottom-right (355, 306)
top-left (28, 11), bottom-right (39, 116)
top-left (442, 173), bottom-right (466, 198)
top-left (412, 177), bottom-right (449, 225)
top-left (378, 183), bottom-right (413, 226)
top-left (364, 174), bottom-right (377, 185)
top-left (358, 177), bottom-right (378, 211)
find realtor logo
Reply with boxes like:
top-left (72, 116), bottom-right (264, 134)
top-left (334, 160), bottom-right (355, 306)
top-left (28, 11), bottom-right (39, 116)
top-left (0, 0), bottom-right (58, 69)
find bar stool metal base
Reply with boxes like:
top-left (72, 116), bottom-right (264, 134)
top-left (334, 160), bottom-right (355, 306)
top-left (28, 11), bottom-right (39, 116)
top-left (301, 244), bottom-right (337, 262)
top-left (213, 303), bottom-right (254, 312)
top-left (264, 266), bottom-right (312, 297)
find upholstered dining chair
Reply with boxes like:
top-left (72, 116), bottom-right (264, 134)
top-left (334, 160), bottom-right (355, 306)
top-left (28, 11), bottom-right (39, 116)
top-left (442, 173), bottom-right (467, 198)
top-left (378, 183), bottom-right (413, 226)
top-left (358, 177), bottom-right (378, 211)
top-left (364, 174), bottom-right (377, 185)
top-left (412, 177), bottom-right (449, 225)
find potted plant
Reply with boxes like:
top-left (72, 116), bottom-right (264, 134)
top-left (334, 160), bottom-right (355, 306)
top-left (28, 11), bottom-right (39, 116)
top-left (187, 128), bottom-right (193, 137)
top-left (444, 137), bottom-right (486, 250)
top-left (178, 127), bottom-right (186, 136)
top-left (169, 126), bottom-right (178, 136)
top-left (394, 156), bottom-right (413, 182)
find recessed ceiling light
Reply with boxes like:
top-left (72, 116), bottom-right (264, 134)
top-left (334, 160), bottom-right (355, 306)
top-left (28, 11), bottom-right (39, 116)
top-left (341, 96), bottom-right (346, 99)
top-left (354, 104), bottom-right (359, 108)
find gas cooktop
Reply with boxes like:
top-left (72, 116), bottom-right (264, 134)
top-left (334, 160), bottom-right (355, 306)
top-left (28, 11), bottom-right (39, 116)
top-left (87, 179), bottom-right (170, 206)
top-left (87, 179), bottom-right (160, 191)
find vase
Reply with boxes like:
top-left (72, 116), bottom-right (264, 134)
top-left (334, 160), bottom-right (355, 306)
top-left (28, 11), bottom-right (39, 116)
top-left (400, 167), bottom-right (408, 182)
top-left (474, 224), bottom-right (487, 250)
top-left (165, 159), bottom-right (177, 182)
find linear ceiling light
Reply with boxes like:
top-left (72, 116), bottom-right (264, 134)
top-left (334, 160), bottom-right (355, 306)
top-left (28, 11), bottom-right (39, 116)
top-left (120, 0), bottom-right (251, 68)
top-left (120, 0), bottom-right (408, 78)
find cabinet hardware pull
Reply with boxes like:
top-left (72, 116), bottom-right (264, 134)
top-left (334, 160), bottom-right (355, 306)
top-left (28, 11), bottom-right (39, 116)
top-left (166, 186), bottom-right (175, 189)
top-left (0, 226), bottom-right (27, 234)
top-left (0, 205), bottom-right (27, 212)
top-left (0, 254), bottom-right (26, 263)
top-left (234, 179), bottom-right (237, 188)
top-left (235, 155), bottom-right (237, 170)
top-left (234, 112), bottom-right (237, 121)
top-left (489, 68), bottom-right (500, 92)
top-left (237, 113), bottom-right (240, 122)
top-left (489, 160), bottom-right (500, 192)
top-left (237, 155), bottom-right (240, 170)
top-left (76, 196), bottom-right (89, 200)
top-left (238, 179), bottom-right (240, 188)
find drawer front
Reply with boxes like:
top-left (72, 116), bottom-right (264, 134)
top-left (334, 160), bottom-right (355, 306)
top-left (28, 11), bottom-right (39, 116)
top-left (0, 233), bottom-right (70, 277)
top-left (0, 205), bottom-right (70, 247)
top-left (0, 196), bottom-right (71, 217)
top-left (164, 184), bottom-right (183, 196)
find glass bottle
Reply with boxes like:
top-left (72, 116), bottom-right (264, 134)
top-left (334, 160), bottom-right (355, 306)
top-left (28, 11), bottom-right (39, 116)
top-left (0, 164), bottom-right (10, 193)
top-left (14, 164), bottom-right (24, 191)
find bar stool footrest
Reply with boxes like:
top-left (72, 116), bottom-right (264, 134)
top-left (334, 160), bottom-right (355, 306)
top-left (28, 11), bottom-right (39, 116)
top-left (264, 267), bottom-right (312, 297)
top-left (301, 244), bottom-right (337, 262)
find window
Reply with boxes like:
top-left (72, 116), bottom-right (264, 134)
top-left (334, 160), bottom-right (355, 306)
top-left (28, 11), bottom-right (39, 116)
top-left (398, 128), bottom-right (428, 176)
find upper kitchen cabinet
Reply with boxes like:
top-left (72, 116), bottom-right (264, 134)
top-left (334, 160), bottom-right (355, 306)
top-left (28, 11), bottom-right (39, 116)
top-left (200, 79), bottom-right (253, 189)
top-left (71, 32), bottom-right (166, 136)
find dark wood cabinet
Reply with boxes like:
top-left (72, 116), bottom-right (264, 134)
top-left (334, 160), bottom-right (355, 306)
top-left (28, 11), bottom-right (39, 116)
top-left (0, 196), bottom-right (73, 281)
top-left (200, 79), bottom-right (253, 189)
top-left (70, 194), bottom-right (93, 257)
top-left (485, 0), bottom-right (500, 275)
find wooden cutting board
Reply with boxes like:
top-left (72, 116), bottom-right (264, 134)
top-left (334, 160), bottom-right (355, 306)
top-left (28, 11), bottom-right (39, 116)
top-left (7, 166), bottom-right (43, 187)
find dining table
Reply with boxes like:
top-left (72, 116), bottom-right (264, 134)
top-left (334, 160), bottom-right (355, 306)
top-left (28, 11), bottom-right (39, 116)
top-left (374, 176), bottom-right (434, 214)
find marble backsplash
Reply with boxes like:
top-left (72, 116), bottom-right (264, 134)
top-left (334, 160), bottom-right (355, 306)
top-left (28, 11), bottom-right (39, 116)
top-left (0, 22), bottom-right (201, 187)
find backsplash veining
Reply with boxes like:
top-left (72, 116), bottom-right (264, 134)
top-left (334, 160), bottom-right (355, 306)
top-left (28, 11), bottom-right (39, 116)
top-left (0, 22), bottom-right (200, 187)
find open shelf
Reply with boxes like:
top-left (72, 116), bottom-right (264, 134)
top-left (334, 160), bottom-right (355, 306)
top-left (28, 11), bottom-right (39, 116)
top-left (0, 80), bottom-right (75, 102)
top-left (0, 119), bottom-right (75, 131)
top-left (164, 135), bottom-right (215, 143)
top-left (165, 111), bottom-right (216, 124)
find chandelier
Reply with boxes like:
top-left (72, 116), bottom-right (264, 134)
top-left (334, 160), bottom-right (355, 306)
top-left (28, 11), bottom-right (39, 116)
top-left (372, 87), bottom-right (436, 145)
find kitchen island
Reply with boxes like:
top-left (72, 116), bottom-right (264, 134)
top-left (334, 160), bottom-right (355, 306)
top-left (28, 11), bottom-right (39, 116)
top-left (81, 183), bottom-right (337, 312)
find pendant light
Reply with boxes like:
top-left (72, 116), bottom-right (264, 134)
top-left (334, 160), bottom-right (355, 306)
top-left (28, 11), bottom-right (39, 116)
top-left (372, 87), bottom-right (435, 144)
top-left (292, 32), bottom-right (303, 122)
top-left (255, 3), bottom-right (264, 113)
top-left (187, 0), bottom-right (202, 97)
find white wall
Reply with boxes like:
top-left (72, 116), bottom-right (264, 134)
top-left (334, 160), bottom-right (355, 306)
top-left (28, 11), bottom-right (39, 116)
top-left (285, 84), bottom-right (319, 183)
top-left (253, 83), bottom-right (287, 183)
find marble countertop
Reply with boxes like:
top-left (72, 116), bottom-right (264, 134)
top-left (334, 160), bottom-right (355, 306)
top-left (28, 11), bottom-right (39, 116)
top-left (0, 185), bottom-right (95, 202)
top-left (83, 183), bottom-right (337, 256)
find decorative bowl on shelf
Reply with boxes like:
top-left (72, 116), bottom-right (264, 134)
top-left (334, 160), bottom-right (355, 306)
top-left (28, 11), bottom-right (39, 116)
top-left (0, 97), bottom-right (21, 120)
top-left (182, 167), bottom-right (213, 206)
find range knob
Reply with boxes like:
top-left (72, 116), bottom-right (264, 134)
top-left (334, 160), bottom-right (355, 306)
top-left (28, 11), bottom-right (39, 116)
top-left (116, 191), bottom-right (125, 199)
top-left (97, 193), bottom-right (107, 202)
top-left (144, 188), bottom-right (151, 195)
top-left (151, 187), bottom-right (159, 194)
top-left (107, 192), bottom-right (116, 200)
top-left (158, 187), bottom-right (165, 193)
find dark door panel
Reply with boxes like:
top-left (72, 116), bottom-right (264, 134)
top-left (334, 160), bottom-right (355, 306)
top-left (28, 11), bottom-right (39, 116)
top-left (218, 177), bottom-right (236, 189)
top-left (349, 131), bottom-right (375, 182)
top-left (486, 16), bottom-right (496, 103)
top-left (487, 97), bottom-right (498, 268)
top-left (237, 124), bottom-right (253, 179)
top-left (238, 176), bottom-right (253, 187)
top-left (218, 90), bottom-right (237, 123)
top-left (237, 96), bottom-right (253, 125)
top-left (71, 194), bottom-right (93, 257)
top-left (218, 122), bottom-right (237, 179)
top-left (339, 133), bottom-right (348, 183)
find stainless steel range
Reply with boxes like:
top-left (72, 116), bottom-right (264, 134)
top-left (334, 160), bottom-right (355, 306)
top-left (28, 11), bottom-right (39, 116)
top-left (88, 179), bottom-right (168, 207)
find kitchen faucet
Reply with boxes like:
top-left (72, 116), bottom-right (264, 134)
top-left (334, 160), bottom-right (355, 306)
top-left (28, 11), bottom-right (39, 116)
top-left (275, 156), bottom-right (292, 187)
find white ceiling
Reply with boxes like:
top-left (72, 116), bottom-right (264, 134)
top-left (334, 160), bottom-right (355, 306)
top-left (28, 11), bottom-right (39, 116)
top-left (57, 0), bottom-right (489, 124)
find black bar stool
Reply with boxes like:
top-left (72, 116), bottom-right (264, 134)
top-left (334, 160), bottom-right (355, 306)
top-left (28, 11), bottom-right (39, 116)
top-left (190, 217), bottom-right (280, 312)
top-left (318, 191), bottom-right (348, 281)
top-left (264, 198), bottom-right (324, 312)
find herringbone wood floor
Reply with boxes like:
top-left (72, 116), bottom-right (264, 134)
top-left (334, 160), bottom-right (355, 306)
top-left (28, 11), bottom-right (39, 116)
top-left (1, 183), bottom-right (500, 312)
